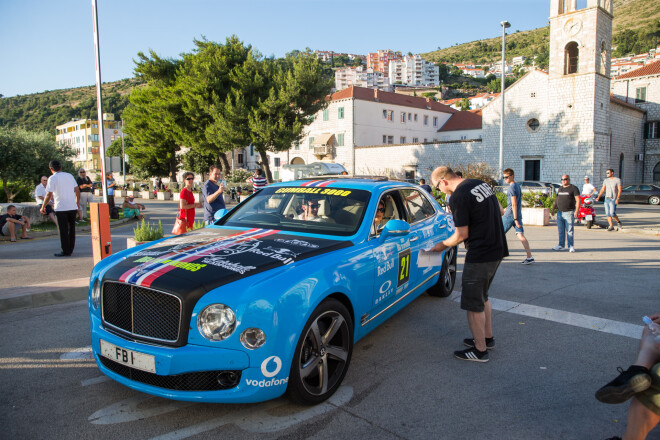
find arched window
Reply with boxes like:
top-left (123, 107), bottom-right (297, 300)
top-left (619, 153), bottom-right (624, 180)
top-left (653, 162), bottom-right (660, 184)
top-left (565, 42), bottom-right (579, 75)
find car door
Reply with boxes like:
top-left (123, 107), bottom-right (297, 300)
top-left (637, 185), bottom-right (653, 202)
top-left (620, 185), bottom-right (636, 203)
top-left (370, 191), bottom-right (413, 316)
top-left (399, 188), bottom-right (438, 285)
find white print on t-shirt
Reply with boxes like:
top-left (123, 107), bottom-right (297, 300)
top-left (470, 183), bottom-right (495, 202)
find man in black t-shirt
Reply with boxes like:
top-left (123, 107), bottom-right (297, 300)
top-left (430, 166), bottom-right (508, 362)
top-left (551, 174), bottom-right (581, 253)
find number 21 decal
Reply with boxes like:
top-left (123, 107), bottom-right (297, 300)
top-left (397, 248), bottom-right (411, 287)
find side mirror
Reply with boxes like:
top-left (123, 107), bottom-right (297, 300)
top-left (214, 208), bottom-right (228, 220)
top-left (379, 219), bottom-right (410, 242)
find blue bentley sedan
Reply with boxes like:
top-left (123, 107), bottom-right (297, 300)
top-left (88, 177), bottom-right (456, 404)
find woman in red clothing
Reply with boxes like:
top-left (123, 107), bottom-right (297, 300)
top-left (179, 172), bottom-right (202, 231)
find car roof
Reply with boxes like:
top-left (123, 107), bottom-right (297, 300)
top-left (270, 177), bottom-right (419, 192)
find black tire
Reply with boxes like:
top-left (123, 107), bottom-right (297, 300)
top-left (586, 220), bottom-right (593, 229)
top-left (649, 195), bottom-right (660, 206)
top-left (287, 298), bottom-right (353, 405)
top-left (427, 246), bottom-right (457, 298)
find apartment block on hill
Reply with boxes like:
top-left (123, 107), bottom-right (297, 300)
top-left (388, 55), bottom-right (440, 87)
top-left (55, 113), bottom-right (123, 172)
top-left (334, 66), bottom-right (391, 91)
top-left (367, 50), bottom-right (403, 76)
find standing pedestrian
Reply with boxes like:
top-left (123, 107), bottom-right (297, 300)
top-left (247, 169), bottom-right (267, 193)
top-left (34, 176), bottom-right (57, 225)
top-left (551, 174), bottom-right (580, 252)
top-left (105, 172), bottom-right (116, 209)
top-left (419, 178), bottom-right (433, 194)
top-left (76, 168), bottom-right (94, 220)
top-left (597, 168), bottom-right (623, 231)
top-left (202, 165), bottom-right (226, 225)
top-left (179, 172), bottom-right (202, 231)
top-left (40, 160), bottom-right (80, 257)
top-left (429, 166), bottom-right (509, 363)
top-left (501, 168), bottom-right (534, 264)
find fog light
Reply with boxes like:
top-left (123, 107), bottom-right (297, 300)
top-left (197, 304), bottom-right (236, 341)
top-left (240, 328), bottom-right (266, 349)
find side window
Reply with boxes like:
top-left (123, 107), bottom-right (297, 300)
top-left (400, 189), bottom-right (436, 224)
top-left (370, 193), bottom-right (403, 236)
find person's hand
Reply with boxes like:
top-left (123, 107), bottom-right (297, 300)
top-left (615, 198), bottom-right (619, 205)
top-left (649, 314), bottom-right (660, 323)
top-left (40, 207), bottom-right (46, 215)
top-left (574, 210), bottom-right (579, 217)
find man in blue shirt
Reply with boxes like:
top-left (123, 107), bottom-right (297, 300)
top-left (202, 165), bottom-right (226, 224)
top-left (105, 172), bottom-right (116, 209)
top-left (501, 168), bottom-right (534, 264)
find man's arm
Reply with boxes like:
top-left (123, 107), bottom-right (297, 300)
top-left (510, 195), bottom-right (520, 227)
top-left (615, 182), bottom-right (622, 205)
top-left (75, 187), bottom-right (80, 205)
top-left (597, 183), bottom-right (606, 200)
top-left (41, 192), bottom-right (53, 214)
top-left (204, 183), bottom-right (224, 204)
top-left (429, 226), bottom-right (468, 253)
top-left (574, 190), bottom-right (581, 217)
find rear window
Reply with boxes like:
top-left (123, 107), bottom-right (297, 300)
top-left (218, 186), bottom-right (371, 236)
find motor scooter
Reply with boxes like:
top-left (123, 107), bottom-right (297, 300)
top-left (577, 194), bottom-right (596, 229)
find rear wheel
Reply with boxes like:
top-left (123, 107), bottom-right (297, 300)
top-left (649, 195), bottom-right (660, 205)
top-left (586, 220), bottom-right (593, 229)
top-left (427, 246), bottom-right (457, 298)
top-left (287, 299), bottom-right (353, 405)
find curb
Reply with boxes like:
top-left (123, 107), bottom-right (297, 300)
top-left (0, 278), bottom-right (89, 313)
top-left (0, 217), bottom-right (134, 242)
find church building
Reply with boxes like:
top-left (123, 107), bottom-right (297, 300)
top-left (481, 0), bottom-right (646, 185)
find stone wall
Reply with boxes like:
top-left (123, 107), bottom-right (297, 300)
top-left (0, 203), bottom-right (51, 225)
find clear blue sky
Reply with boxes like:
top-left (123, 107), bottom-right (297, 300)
top-left (0, 0), bottom-right (555, 97)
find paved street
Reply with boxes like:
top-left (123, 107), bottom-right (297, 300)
top-left (0, 199), bottom-right (659, 439)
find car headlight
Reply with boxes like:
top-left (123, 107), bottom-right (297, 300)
top-left (240, 328), bottom-right (266, 349)
top-left (197, 304), bottom-right (236, 341)
top-left (91, 279), bottom-right (100, 309)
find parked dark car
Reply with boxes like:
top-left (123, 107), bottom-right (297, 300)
top-left (619, 184), bottom-right (660, 205)
top-left (519, 181), bottom-right (553, 196)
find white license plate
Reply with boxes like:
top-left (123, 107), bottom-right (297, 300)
top-left (585, 215), bottom-right (593, 221)
top-left (100, 339), bottom-right (156, 373)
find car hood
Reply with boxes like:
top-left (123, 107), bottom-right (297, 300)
top-left (103, 227), bottom-right (352, 299)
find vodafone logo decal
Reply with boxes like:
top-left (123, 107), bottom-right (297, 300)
top-left (260, 356), bottom-right (282, 378)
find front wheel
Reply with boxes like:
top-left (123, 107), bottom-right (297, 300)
top-left (287, 299), bottom-right (353, 405)
top-left (427, 246), bottom-right (457, 298)
top-left (586, 220), bottom-right (593, 229)
top-left (649, 195), bottom-right (660, 205)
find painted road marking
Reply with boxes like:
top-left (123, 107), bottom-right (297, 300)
top-left (448, 291), bottom-right (644, 339)
top-left (88, 395), bottom-right (196, 424)
top-left (148, 385), bottom-right (353, 440)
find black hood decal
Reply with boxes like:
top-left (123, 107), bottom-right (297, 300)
top-left (104, 228), bottom-right (352, 296)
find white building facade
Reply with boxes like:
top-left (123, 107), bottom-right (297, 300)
top-left (55, 113), bottom-right (123, 172)
top-left (334, 66), bottom-right (391, 91)
top-left (388, 55), bottom-right (440, 87)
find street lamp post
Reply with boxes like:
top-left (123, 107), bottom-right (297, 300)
top-left (121, 119), bottom-right (125, 182)
top-left (499, 20), bottom-right (510, 184)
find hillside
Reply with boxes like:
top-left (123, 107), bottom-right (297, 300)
top-left (0, 77), bottom-right (142, 134)
top-left (423, 0), bottom-right (660, 66)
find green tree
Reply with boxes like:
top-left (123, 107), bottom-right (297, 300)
top-left (122, 51), bottom-right (183, 182)
top-left (0, 127), bottom-right (74, 201)
top-left (458, 98), bottom-right (471, 111)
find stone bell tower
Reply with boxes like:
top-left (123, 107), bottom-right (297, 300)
top-left (545, 0), bottom-right (613, 178)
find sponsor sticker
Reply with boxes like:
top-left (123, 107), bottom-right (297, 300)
top-left (244, 356), bottom-right (289, 388)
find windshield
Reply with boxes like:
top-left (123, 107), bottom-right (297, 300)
top-left (218, 186), bottom-right (371, 236)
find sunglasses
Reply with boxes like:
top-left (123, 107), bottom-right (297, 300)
top-left (561, 178), bottom-right (569, 181)
top-left (308, 204), bottom-right (319, 209)
top-left (503, 175), bottom-right (511, 179)
top-left (186, 177), bottom-right (194, 181)
top-left (377, 207), bottom-right (385, 213)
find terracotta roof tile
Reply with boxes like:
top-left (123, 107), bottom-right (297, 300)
top-left (615, 59), bottom-right (660, 79)
top-left (437, 110), bottom-right (482, 132)
top-left (331, 87), bottom-right (456, 114)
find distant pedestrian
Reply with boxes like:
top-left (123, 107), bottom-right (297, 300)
top-left (41, 160), bottom-right (80, 257)
top-left (429, 166), bottom-right (509, 363)
top-left (202, 165), bottom-right (226, 225)
top-left (581, 176), bottom-right (597, 199)
top-left (551, 174), bottom-right (580, 253)
top-left (105, 172), bottom-right (116, 209)
top-left (501, 168), bottom-right (534, 264)
top-left (34, 176), bottom-right (57, 225)
top-left (597, 168), bottom-right (623, 231)
top-left (419, 178), bottom-right (433, 194)
top-left (76, 168), bottom-right (94, 220)
top-left (247, 169), bottom-right (267, 193)
top-left (0, 205), bottom-right (32, 242)
top-left (179, 172), bottom-right (202, 231)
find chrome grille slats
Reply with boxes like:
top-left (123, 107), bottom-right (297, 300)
top-left (101, 282), bottom-right (181, 343)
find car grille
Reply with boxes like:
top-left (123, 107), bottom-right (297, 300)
top-left (99, 356), bottom-right (241, 391)
top-left (102, 282), bottom-right (181, 343)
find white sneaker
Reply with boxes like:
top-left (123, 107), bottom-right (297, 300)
top-left (569, 246), bottom-right (575, 253)
top-left (552, 245), bottom-right (564, 251)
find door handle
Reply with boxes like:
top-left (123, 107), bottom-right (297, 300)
top-left (410, 236), bottom-right (419, 242)
top-left (438, 224), bottom-right (447, 229)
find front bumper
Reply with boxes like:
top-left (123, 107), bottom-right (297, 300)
top-left (90, 314), bottom-right (289, 403)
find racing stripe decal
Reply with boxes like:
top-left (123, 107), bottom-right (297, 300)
top-left (118, 229), bottom-right (278, 287)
